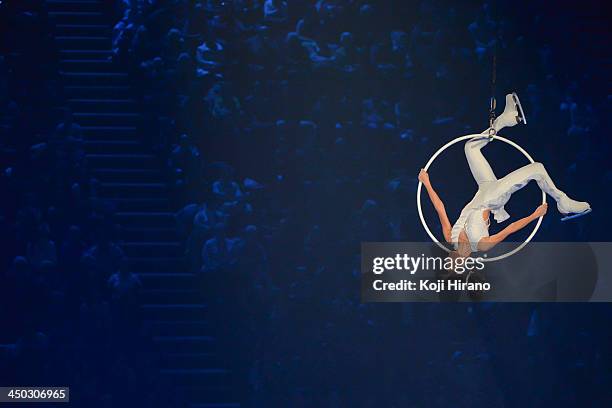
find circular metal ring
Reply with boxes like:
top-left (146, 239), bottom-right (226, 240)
top-left (417, 134), bottom-right (546, 262)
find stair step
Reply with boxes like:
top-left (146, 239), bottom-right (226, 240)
top-left (115, 211), bottom-right (175, 227)
top-left (69, 98), bottom-right (137, 111)
top-left (159, 369), bottom-right (230, 387)
top-left (145, 320), bottom-right (210, 337)
top-left (81, 126), bottom-right (137, 140)
top-left (111, 197), bottom-right (171, 211)
top-left (142, 289), bottom-right (200, 304)
top-left (47, 1), bottom-right (103, 12)
top-left (122, 241), bottom-right (181, 257)
top-left (62, 72), bottom-right (129, 86)
top-left (92, 168), bottom-right (163, 182)
top-left (99, 183), bottom-right (166, 199)
top-left (61, 59), bottom-right (117, 72)
top-left (49, 11), bottom-right (105, 24)
top-left (154, 340), bottom-right (216, 357)
top-left (123, 227), bottom-right (177, 241)
top-left (86, 153), bottom-right (158, 169)
top-left (59, 49), bottom-right (111, 59)
top-left (85, 140), bottom-right (141, 153)
top-left (138, 273), bottom-right (196, 289)
top-left (101, 190), bottom-right (167, 200)
top-left (66, 85), bottom-right (130, 98)
top-left (56, 24), bottom-right (110, 36)
top-left (56, 36), bottom-right (111, 50)
top-left (128, 257), bottom-right (185, 272)
top-left (177, 387), bottom-right (236, 405)
top-left (142, 304), bottom-right (207, 320)
top-left (161, 352), bottom-right (219, 369)
top-left (74, 112), bottom-right (139, 126)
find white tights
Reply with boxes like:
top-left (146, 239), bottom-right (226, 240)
top-left (464, 133), bottom-right (566, 204)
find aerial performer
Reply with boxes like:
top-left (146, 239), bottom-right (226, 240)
top-left (419, 93), bottom-right (592, 258)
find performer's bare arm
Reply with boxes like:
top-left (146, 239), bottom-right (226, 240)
top-left (478, 203), bottom-right (548, 251)
top-left (419, 169), bottom-right (452, 242)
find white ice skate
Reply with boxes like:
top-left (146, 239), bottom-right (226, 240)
top-left (557, 193), bottom-right (592, 221)
top-left (488, 92), bottom-right (527, 141)
top-left (494, 92), bottom-right (527, 131)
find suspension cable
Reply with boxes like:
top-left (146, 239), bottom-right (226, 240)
top-left (488, 52), bottom-right (497, 136)
top-left (488, 2), bottom-right (499, 137)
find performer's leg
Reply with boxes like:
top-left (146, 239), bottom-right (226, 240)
top-left (496, 162), bottom-right (590, 214)
top-left (464, 135), bottom-right (497, 185)
top-left (464, 93), bottom-right (526, 186)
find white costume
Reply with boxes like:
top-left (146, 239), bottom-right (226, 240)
top-left (451, 94), bottom-right (591, 252)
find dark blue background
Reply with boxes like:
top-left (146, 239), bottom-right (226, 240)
top-left (0, 0), bottom-right (610, 407)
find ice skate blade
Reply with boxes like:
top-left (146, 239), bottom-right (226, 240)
top-left (512, 92), bottom-right (527, 125)
top-left (560, 208), bottom-right (592, 221)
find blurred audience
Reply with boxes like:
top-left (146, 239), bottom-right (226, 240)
top-left (0, 0), bottom-right (609, 406)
